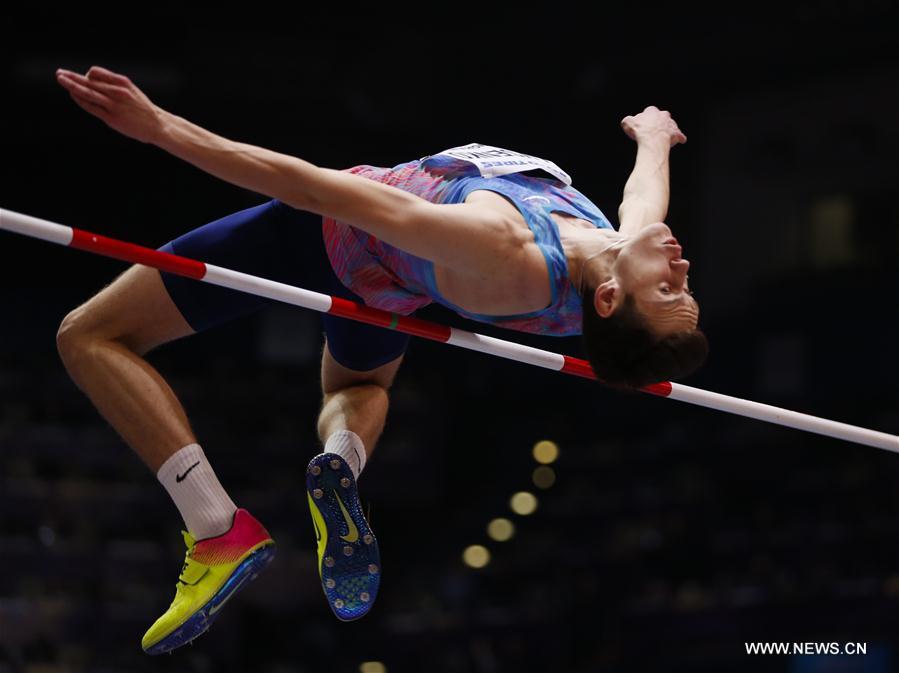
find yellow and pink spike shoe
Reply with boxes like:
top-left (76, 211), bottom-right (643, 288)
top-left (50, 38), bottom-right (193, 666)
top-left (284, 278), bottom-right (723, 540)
top-left (141, 509), bottom-right (275, 655)
top-left (306, 453), bottom-right (380, 620)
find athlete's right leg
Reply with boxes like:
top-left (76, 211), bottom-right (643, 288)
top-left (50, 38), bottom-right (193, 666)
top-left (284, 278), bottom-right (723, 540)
top-left (55, 201), bottom-right (297, 654)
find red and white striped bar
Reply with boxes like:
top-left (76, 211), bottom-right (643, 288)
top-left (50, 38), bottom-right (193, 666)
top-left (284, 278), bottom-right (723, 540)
top-left (2, 208), bottom-right (897, 453)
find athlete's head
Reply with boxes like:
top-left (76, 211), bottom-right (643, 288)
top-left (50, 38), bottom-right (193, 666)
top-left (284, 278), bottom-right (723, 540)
top-left (581, 222), bottom-right (708, 390)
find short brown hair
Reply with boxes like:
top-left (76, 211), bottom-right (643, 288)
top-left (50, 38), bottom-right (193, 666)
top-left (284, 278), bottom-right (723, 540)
top-left (581, 289), bottom-right (709, 391)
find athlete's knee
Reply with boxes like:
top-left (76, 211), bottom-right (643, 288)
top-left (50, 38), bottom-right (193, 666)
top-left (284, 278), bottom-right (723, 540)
top-left (56, 294), bottom-right (132, 367)
top-left (58, 266), bottom-right (194, 362)
top-left (324, 372), bottom-right (398, 396)
top-left (322, 381), bottom-right (391, 402)
top-left (56, 305), bottom-right (102, 369)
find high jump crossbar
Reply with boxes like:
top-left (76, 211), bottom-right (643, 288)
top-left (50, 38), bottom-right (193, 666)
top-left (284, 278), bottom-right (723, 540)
top-left (2, 208), bottom-right (896, 453)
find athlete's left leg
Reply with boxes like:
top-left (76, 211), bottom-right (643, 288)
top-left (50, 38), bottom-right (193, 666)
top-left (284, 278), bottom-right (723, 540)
top-left (306, 302), bottom-right (409, 620)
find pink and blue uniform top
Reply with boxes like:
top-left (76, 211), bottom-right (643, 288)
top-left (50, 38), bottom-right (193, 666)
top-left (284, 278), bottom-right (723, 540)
top-left (323, 147), bottom-right (614, 337)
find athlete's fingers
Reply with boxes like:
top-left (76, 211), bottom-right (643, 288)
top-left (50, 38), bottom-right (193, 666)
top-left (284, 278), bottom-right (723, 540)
top-left (58, 69), bottom-right (127, 98)
top-left (62, 70), bottom-right (130, 102)
top-left (57, 69), bottom-right (92, 85)
top-left (57, 72), bottom-right (112, 111)
top-left (87, 65), bottom-right (132, 87)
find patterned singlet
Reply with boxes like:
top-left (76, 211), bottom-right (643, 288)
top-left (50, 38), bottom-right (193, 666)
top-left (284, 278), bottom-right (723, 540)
top-left (322, 144), bottom-right (614, 336)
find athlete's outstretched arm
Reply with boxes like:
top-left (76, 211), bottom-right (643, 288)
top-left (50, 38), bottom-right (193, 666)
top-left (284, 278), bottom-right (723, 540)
top-left (55, 66), bottom-right (519, 274)
top-left (617, 106), bottom-right (687, 236)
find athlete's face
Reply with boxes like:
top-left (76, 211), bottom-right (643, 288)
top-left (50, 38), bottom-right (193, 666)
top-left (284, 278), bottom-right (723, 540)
top-left (599, 222), bottom-right (699, 336)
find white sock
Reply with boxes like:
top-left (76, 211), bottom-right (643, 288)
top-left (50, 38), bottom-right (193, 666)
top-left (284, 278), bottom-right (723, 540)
top-left (324, 430), bottom-right (367, 481)
top-left (157, 443), bottom-right (237, 540)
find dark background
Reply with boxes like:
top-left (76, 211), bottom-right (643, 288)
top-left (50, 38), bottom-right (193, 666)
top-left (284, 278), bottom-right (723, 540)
top-left (2, 4), bottom-right (898, 672)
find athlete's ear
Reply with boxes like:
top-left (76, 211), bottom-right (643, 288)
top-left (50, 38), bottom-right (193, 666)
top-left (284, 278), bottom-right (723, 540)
top-left (594, 280), bottom-right (619, 318)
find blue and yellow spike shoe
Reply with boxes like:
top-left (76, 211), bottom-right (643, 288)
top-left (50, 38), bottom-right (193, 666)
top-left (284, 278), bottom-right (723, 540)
top-left (141, 509), bottom-right (275, 655)
top-left (306, 453), bottom-right (380, 621)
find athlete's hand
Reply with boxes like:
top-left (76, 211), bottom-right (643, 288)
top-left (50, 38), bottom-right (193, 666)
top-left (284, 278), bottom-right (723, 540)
top-left (56, 66), bottom-right (164, 144)
top-left (620, 106), bottom-right (687, 147)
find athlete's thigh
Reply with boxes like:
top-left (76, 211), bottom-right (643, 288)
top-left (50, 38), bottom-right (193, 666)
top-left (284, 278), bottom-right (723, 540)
top-left (321, 339), bottom-right (405, 394)
top-left (154, 200), bottom-right (300, 337)
top-left (62, 264), bottom-right (195, 356)
top-left (68, 199), bottom-right (292, 355)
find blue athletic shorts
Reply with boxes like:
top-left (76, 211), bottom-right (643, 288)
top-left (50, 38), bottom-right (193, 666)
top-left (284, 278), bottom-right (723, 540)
top-left (157, 199), bottom-right (410, 371)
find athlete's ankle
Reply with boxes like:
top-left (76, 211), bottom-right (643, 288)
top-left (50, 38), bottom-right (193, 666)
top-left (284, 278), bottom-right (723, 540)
top-left (157, 443), bottom-right (237, 539)
top-left (323, 430), bottom-right (366, 481)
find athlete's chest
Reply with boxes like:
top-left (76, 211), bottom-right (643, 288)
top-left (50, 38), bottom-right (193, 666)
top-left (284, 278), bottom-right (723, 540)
top-left (432, 190), bottom-right (591, 315)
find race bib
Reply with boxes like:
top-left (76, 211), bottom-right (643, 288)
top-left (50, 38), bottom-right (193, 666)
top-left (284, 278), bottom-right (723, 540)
top-left (423, 143), bottom-right (572, 186)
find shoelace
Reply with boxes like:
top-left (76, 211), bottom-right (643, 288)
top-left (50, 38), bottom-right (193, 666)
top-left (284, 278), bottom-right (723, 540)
top-left (177, 530), bottom-right (198, 586)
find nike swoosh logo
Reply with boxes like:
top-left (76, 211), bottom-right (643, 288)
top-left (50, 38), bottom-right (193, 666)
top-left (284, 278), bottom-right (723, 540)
top-left (176, 461), bottom-right (201, 483)
top-left (334, 491), bottom-right (359, 543)
top-left (208, 574), bottom-right (250, 616)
